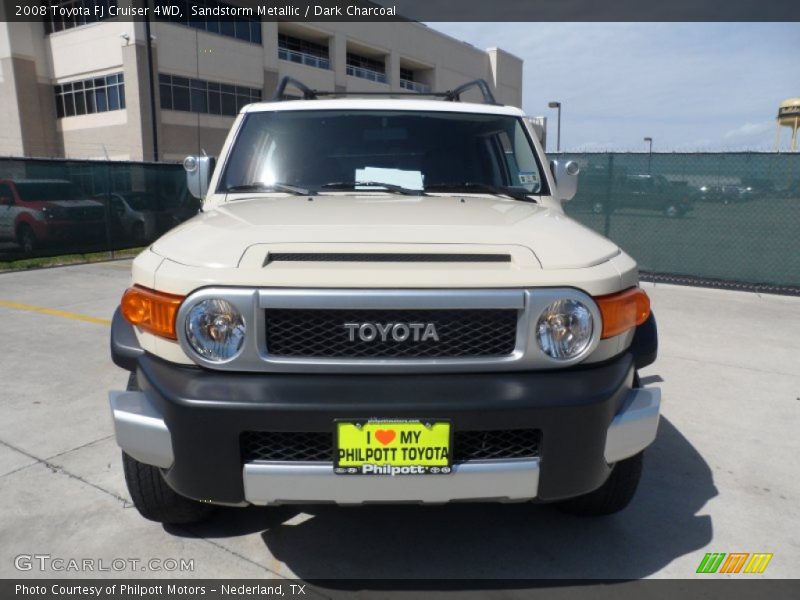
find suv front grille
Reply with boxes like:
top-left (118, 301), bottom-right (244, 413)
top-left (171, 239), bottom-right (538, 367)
top-left (241, 429), bottom-right (542, 463)
top-left (264, 308), bottom-right (518, 359)
top-left (70, 207), bottom-right (104, 221)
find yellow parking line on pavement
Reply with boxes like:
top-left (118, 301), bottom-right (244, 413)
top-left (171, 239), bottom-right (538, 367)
top-left (0, 299), bottom-right (111, 326)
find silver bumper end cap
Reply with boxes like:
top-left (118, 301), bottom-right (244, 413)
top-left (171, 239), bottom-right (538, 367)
top-left (243, 458), bottom-right (540, 505)
top-left (604, 386), bottom-right (661, 463)
top-left (108, 390), bottom-right (174, 469)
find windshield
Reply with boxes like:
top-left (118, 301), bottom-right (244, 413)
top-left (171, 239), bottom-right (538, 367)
top-left (15, 182), bottom-right (86, 201)
top-left (219, 110), bottom-right (546, 197)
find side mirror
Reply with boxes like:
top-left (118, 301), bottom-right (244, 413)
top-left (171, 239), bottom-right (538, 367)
top-left (550, 159), bottom-right (580, 201)
top-left (183, 156), bottom-right (216, 200)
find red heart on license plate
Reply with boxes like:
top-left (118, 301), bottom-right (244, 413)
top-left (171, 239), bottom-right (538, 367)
top-left (375, 429), bottom-right (396, 445)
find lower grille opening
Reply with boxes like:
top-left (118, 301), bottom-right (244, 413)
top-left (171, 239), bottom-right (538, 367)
top-left (242, 429), bottom-right (542, 463)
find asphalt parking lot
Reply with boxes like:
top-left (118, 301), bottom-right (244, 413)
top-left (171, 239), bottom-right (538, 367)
top-left (0, 260), bottom-right (798, 581)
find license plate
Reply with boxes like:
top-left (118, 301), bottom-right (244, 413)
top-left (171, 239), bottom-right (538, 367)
top-left (334, 419), bottom-right (452, 475)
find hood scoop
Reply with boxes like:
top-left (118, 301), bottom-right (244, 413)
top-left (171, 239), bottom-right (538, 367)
top-left (263, 252), bottom-right (512, 266)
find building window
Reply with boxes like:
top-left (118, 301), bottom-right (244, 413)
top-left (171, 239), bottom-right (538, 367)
top-left (278, 34), bottom-right (330, 70)
top-left (44, 0), bottom-right (117, 34)
top-left (159, 74), bottom-right (261, 116)
top-left (55, 73), bottom-right (125, 118)
top-left (159, 0), bottom-right (262, 45)
top-left (399, 68), bottom-right (430, 93)
top-left (346, 52), bottom-right (387, 83)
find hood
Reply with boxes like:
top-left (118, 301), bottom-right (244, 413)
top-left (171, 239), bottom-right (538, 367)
top-left (151, 194), bottom-right (619, 270)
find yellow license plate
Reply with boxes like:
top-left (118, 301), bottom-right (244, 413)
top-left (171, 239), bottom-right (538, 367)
top-left (335, 419), bottom-right (452, 475)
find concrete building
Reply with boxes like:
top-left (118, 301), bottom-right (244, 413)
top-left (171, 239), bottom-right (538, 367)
top-left (0, 1), bottom-right (523, 161)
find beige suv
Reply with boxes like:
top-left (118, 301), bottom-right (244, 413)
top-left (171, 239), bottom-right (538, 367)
top-left (109, 78), bottom-right (660, 525)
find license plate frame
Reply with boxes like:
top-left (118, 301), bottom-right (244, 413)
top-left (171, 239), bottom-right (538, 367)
top-left (333, 419), bottom-right (453, 475)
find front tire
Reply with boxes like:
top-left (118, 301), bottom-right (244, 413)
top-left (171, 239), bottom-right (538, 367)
top-left (131, 222), bottom-right (147, 245)
top-left (122, 373), bottom-right (214, 524)
top-left (558, 371), bottom-right (646, 516)
top-left (557, 451), bottom-right (644, 516)
top-left (122, 452), bottom-right (214, 525)
top-left (17, 224), bottom-right (37, 255)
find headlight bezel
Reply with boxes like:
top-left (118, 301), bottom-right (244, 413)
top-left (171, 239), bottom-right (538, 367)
top-left (182, 297), bottom-right (247, 363)
top-left (535, 297), bottom-right (596, 362)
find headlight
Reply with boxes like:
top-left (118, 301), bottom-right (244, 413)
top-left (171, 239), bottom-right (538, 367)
top-left (42, 206), bottom-right (68, 220)
top-left (536, 298), bottom-right (593, 360)
top-left (185, 299), bottom-right (246, 362)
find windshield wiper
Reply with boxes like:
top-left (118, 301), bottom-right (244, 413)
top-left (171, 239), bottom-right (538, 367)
top-left (225, 182), bottom-right (313, 196)
top-left (426, 182), bottom-right (534, 202)
top-left (320, 181), bottom-right (424, 196)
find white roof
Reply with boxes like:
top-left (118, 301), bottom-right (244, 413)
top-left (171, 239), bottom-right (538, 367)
top-left (244, 98), bottom-right (526, 117)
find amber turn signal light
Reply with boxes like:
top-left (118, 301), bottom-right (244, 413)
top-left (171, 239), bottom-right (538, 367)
top-left (121, 285), bottom-right (185, 340)
top-left (595, 287), bottom-right (650, 339)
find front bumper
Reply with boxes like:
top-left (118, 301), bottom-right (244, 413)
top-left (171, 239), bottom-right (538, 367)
top-left (109, 310), bottom-right (660, 506)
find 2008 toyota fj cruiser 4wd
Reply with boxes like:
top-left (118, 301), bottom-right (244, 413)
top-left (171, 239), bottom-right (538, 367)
top-left (109, 78), bottom-right (660, 525)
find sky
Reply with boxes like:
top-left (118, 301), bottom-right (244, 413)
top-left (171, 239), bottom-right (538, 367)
top-left (429, 23), bottom-right (800, 152)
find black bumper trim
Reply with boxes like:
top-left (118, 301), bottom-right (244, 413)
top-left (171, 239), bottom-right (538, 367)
top-left (631, 312), bottom-right (658, 369)
top-left (132, 352), bottom-right (634, 505)
top-left (110, 307), bottom-right (144, 371)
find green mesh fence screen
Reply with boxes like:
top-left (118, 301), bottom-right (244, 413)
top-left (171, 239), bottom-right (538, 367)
top-left (0, 157), bottom-right (197, 260)
top-left (558, 152), bottom-right (800, 292)
top-left (1, 154), bottom-right (798, 292)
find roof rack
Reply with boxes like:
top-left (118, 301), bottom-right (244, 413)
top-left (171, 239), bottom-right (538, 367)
top-left (270, 76), bottom-right (499, 105)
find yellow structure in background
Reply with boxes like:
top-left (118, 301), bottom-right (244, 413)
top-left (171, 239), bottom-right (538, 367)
top-left (776, 97), bottom-right (800, 152)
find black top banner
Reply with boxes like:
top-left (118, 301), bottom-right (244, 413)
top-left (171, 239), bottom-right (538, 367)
top-left (1, 0), bottom-right (799, 22)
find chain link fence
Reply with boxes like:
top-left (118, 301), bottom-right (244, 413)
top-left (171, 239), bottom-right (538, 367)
top-left (1, 153), bottom-right (798, 293)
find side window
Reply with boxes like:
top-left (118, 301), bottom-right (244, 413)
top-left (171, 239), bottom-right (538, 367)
top-left (0, 184), bottom-right (12, 200)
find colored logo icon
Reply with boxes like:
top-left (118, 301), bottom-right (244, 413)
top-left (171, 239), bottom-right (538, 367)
top-left (696, 553), bottom-right (773, 574)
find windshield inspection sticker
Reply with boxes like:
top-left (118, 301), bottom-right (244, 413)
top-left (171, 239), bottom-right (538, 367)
top-left (356, 167), bottom-right (424, 191)
top-left (518, 172), bottom-right (537, 185)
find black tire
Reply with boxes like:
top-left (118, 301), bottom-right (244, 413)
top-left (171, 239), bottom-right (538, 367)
top-left (17, 224), bottom-right (37, 255)
top-left (664, 204), bottom-right (680, 218)
top-left (122, 373), bottom-right (214, 524)
top-left (131, 222), bottom-right (147, 245)
top-left (557, 451), bottom-right (644, 516)
top-left (558, 371), bottom-right (645, 516)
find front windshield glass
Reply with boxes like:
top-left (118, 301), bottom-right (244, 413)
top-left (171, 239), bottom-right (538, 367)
top-left (219, 110), bottom-right (545, 196)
